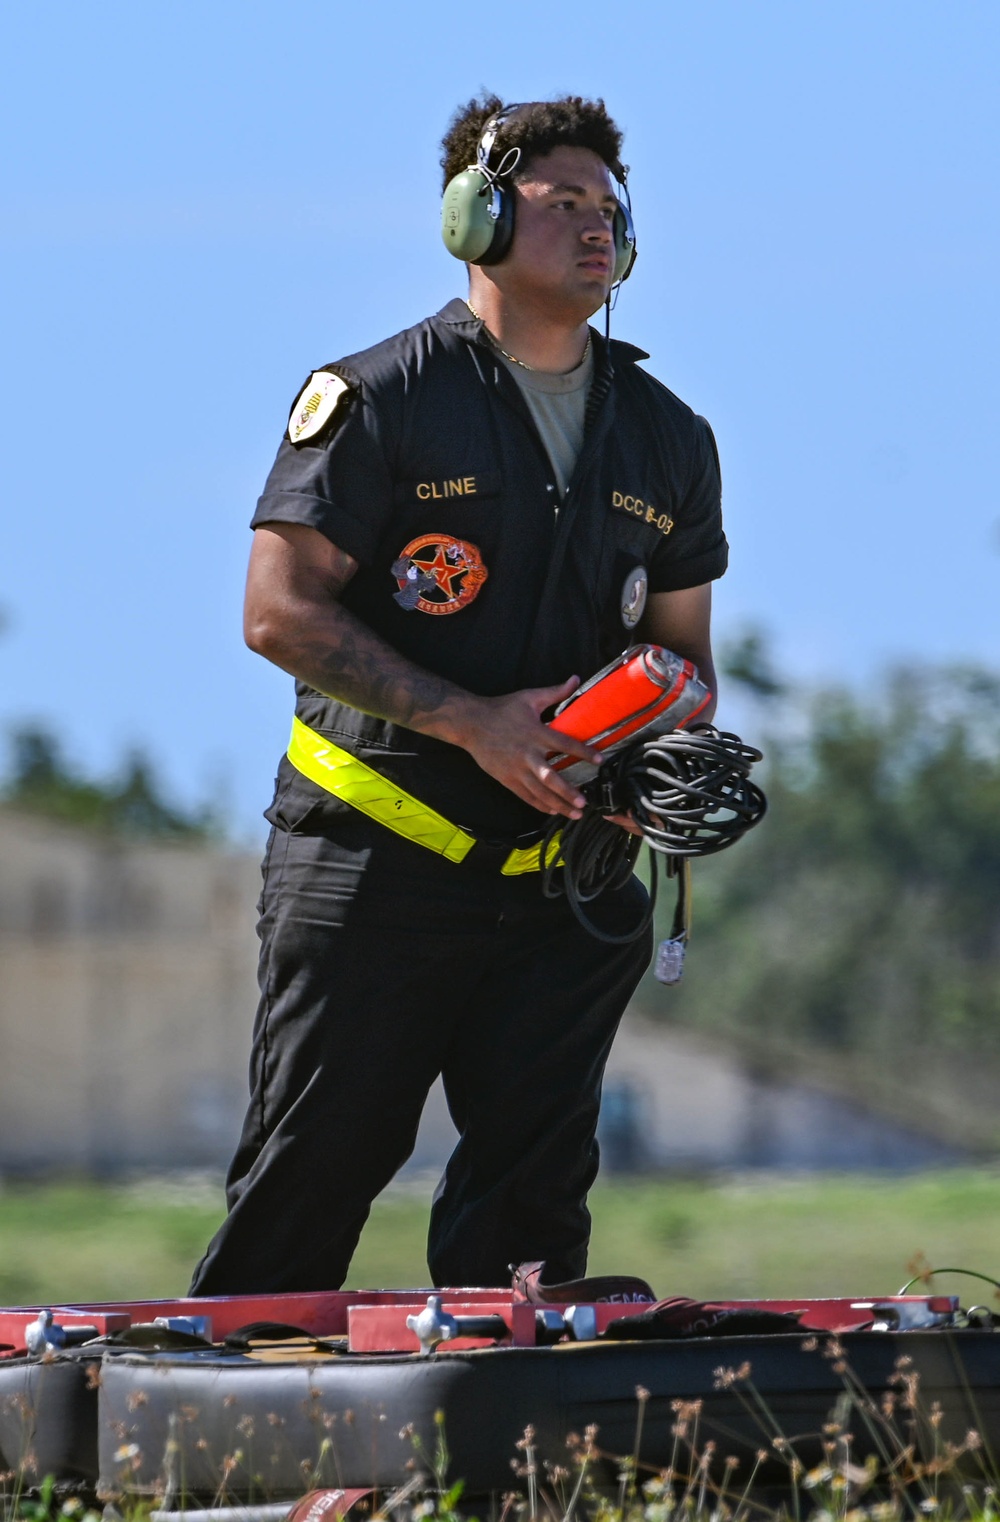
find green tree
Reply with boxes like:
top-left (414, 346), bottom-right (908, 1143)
top-left (649, 661), bottom-right (1000, 1061)
top-left (3, 724), bottom-right (218, 839)
top-left (718, 625), bottom-right (786, 700)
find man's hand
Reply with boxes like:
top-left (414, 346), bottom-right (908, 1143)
top-left (245, 524), bottom-right (599, 817)
top-left (450, 677), bottom-right (601, 819)
top-left (603, 811), bottom-right (645, 837)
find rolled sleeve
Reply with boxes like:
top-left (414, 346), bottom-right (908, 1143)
top-left (648, 416), bottom-right (728, 593)
top-left (250, 376), bottom-right (395, 566)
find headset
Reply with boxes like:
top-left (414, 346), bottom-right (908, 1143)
top-left (440, 103), bottom-right (637, 286)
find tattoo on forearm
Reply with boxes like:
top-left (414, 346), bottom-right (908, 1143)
top-left (294, 614), bottom-right (458, 730)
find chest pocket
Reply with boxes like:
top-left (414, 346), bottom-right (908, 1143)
top-left (590, 488), bottom-right (672, 656)
top-left (392, 471), bottom-right (502, 509)
top-left (607, 488), bottom-right (675, 546)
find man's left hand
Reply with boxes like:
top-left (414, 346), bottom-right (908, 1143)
top-left (604, 811), bottom-right (644, 837)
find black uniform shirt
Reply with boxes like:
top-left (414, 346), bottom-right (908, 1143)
top-left (251, 299), bottom-right (728, 839)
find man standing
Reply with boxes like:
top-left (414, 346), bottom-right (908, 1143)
top-left (191, 94), bottom-right (727, 1296)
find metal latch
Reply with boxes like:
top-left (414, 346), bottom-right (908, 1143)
top-left (405, 1295), bottom-right (509, 1355)
top-left (25, 1309), bottom-right (100, 1357)
top-left (533, 1304), bottom-right (599, 1345)
top-left (851, 1299), bottom-right (956, 1331)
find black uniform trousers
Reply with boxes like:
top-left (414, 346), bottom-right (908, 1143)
top-left (190, 805), bottom-right (651, 1294)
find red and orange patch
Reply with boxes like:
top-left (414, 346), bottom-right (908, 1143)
top-left (391, 534), bottom-right (488, 615)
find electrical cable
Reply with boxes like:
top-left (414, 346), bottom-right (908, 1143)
top-left (540, 724), bottom-right (767, 945)
top-left (896, 1268), bottom-right (1000, 1298)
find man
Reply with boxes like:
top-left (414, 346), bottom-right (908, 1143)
top-left (190, 94), bottom-right (726, 1296)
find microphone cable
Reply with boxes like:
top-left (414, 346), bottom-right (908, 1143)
top-left (539, 725), bottom-right (767, 946)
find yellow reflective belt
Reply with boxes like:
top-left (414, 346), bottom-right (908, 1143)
top-left (501, 833), bottom-right (564, 876)
top-left (287, 716), bottom-right (562, 875)
top-left (287, 716), bottom-right (476, 864)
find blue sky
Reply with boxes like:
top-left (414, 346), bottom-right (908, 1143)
top-left (2, 0), bottom-right (997, 837)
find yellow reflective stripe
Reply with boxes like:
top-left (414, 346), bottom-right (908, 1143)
top-left (501, 832), bottom-right (563, 876)
top-left (287, 716), bottom-right (476, 864)
top-left (287, 716), bottom-right (557, 874)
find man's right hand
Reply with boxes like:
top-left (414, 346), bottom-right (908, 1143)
top-left (246, 526), bottom-right (600, 818)
top-left (451, 677), bottom-right (601, 819)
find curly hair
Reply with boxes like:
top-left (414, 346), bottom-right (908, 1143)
top-left (439, 93), bottom-right (625, 192)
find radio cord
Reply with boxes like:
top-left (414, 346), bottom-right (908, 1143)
top-left (539, 725), bottom-right (767, 946)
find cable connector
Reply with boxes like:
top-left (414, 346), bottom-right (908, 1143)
top-left (587, 773), bottom-right (625, 815)
top-left (654, 936), bottom-right (686, 985)
top-left (541, 725), bottom-right (766, 947)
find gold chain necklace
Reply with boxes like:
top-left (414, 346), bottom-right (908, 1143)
top-left (467, 302), bottom-right (591, 373)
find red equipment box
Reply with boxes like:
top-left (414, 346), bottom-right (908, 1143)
top-left (0, 1290), bottom-right (959, 1358)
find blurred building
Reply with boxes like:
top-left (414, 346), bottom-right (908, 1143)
top-left (0, 809), bottom-right (963, 1177)
top-left (0, 809), bottom-right (254, 1174)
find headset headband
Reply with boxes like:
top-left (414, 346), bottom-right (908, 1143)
top-left (473, 104), bottom-right (527, 190)
top-left (479, 102), bottom-right (629, 189)
top-left (476, 105), bottom-right (520, 170)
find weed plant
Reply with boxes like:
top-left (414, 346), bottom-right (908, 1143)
top-left (2, 1339), bottom-right (999, 1522)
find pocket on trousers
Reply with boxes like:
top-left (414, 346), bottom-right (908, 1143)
top-left (264, 764), bottom-right (352, 835)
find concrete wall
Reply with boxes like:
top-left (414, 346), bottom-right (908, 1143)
top-left (0, 810), bottom-right (257, 1173)
top-left (0, 809), bottom-right (963, 1177)
top-left (598, 1017), bottom-right (961, 1172)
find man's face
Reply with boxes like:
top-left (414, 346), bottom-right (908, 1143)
top-left (497, 145), bottom-right (619, 320)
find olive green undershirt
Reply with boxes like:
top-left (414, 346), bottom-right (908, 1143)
top-left (498, 344), bottom-right (595, 500)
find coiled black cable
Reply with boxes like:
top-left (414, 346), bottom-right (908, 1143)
top-left (540, 725), bottom-right (767, 945)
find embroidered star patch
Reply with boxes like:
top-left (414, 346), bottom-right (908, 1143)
top-left (391, 535), bottom-right (488, 615)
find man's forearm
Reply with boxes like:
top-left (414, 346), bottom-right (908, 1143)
top-left (255, 598), bottom-right (478, 747)
top-left (637, 587), bottom-right (718, 724)
top-left (244, 520), bottom-right (597, 818)
top-left (250, 596), bottom-right (599, 817)
top-left (693, 652), bottom-right (718, 724)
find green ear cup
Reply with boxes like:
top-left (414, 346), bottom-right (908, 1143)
top-left (441, 157), bottom-right (636, 279)
top-left (612, 203), bottom-right (637, 284)
top-left (441, 169), bottom-right (503, 262)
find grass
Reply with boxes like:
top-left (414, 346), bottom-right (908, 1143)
top-left (582, 1169), bottom-right (1000, 1300)
top-left (4, 1177), bottom-right (1000, 1520)
top-left (7, 1345), bottom-right (1000, 1522)
top-left (2, 1167), bottom-right (1000, 1305)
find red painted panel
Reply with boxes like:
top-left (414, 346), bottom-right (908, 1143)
top-left (0, 1290), bottom-right (958, 1357)
top-left (348, 1302), bottom-right (512, 1354)
top-left (0, 1287), bottom-right (514, 1354)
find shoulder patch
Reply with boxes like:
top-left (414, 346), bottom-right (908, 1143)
top-left (287, 371), bottom-right (352, 445)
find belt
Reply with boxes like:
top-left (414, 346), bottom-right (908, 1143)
top-left (287, 716), bottom-right (562, 876)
